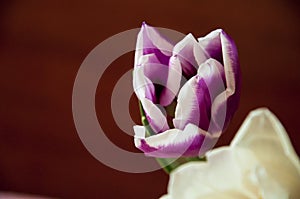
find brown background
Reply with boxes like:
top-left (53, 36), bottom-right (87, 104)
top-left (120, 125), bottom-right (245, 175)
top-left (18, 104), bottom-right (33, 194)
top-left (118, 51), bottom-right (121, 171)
top-left (0, 0), bottom-right (299, 198)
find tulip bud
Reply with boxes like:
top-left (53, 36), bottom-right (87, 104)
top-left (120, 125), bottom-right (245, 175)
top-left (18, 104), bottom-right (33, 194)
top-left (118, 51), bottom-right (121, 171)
top-left (133, 22), bottom-right (241, 159)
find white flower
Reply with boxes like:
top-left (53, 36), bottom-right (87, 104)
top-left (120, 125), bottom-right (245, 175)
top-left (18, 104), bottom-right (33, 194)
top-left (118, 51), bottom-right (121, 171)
top-left (160, 108), bottom-right (300, 199)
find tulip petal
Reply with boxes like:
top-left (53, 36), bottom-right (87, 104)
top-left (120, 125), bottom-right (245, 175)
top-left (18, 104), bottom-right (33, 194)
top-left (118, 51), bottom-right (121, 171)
top-left (133, 54), bottom-right (181, 106)
top-left (137, 53), bottom-right (168, 90)
top-left (254, 167), bottom-right (289, 199)
top-left (173, 33), bottom-right (209, 78)
top-left (166, 147), bottom-right (260, 199)
top-left (173, 75), bottom-right (210, 131)
top-left (159, 55), bottom-right (182, 106)
top-left (173, 58), bottom-right (225, 132)
top-left (159, 195), bottom-right (172, 199)
top-left (198, 29), bottom-right (223, 63)
top-left (135, 22), bottom-right (173, 67)
top-left (132, 64), bottom-right (156, 102)
top-left (231, 108), bottom-right (300, 199)
top-left (197, 58), bottom-right (226, 105)
top-left (140, 97), bottom-right (169, 133)
top-left (134, 123), bottom-right (218, 158)
top-left (202, 30), bottom-right (241, 133)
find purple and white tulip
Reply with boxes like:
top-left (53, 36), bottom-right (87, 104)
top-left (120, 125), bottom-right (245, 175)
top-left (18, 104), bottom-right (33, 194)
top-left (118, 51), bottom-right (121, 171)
top-left (133, 22), bottom-right (241, 158)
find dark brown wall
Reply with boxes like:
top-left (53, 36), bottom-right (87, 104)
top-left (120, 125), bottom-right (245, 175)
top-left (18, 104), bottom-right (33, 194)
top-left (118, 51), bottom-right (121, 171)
top-left (0, 0), bottom-right (299, 198)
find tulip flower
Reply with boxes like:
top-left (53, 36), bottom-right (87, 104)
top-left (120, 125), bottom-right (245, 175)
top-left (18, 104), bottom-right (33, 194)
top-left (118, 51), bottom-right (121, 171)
top-left (160, 108), bottom-right (300, 199)
top-left (133, 22), bottom-right (241, 158)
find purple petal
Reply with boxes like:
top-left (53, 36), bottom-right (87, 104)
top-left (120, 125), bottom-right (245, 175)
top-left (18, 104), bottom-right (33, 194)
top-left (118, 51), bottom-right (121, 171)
top-left (159, 56), bottom-right (182, 106)
top-left (134, 124), bottom-right (218, 158)
top-left (173, 76), bottom-right (210, 131)
top-left (173, 33), bottom-right (209, 78)
top-left (140, 97), bottom-right (169, 133)
top-left (208, 30), bottom-right (241, 133)
top-left (135, 22), bottom-right (173, 67)
top-left (198, 29), bottom-right (223, 63)
top-left (198, 58), bottom-right (226, 99)
top-left (135, 53), bottom-right (181, 106)
top-left (133, 64), bottom-right (156, 102)
top-left (173, 59), bottom-right (225, 132)
top-left (134, 23), bottom-right (181, 106)
top-left (198, 29), bottom-right (241, 97)
top-left (137, 53), bottom-right (168, 89)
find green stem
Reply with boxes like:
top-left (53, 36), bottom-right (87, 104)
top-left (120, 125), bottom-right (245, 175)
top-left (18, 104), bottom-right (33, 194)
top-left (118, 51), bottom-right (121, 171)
top-left (156, 156), bottom-right (206, 174)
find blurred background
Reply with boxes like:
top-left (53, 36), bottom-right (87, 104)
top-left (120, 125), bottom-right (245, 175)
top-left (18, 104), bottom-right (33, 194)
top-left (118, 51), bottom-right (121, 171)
top-left (0, 0), bottom-right (299, 198)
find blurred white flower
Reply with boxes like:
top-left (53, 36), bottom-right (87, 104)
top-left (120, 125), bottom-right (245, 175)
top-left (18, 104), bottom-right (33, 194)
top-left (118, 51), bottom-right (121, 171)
top-left (160, 108), bottom-right (300, 199)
